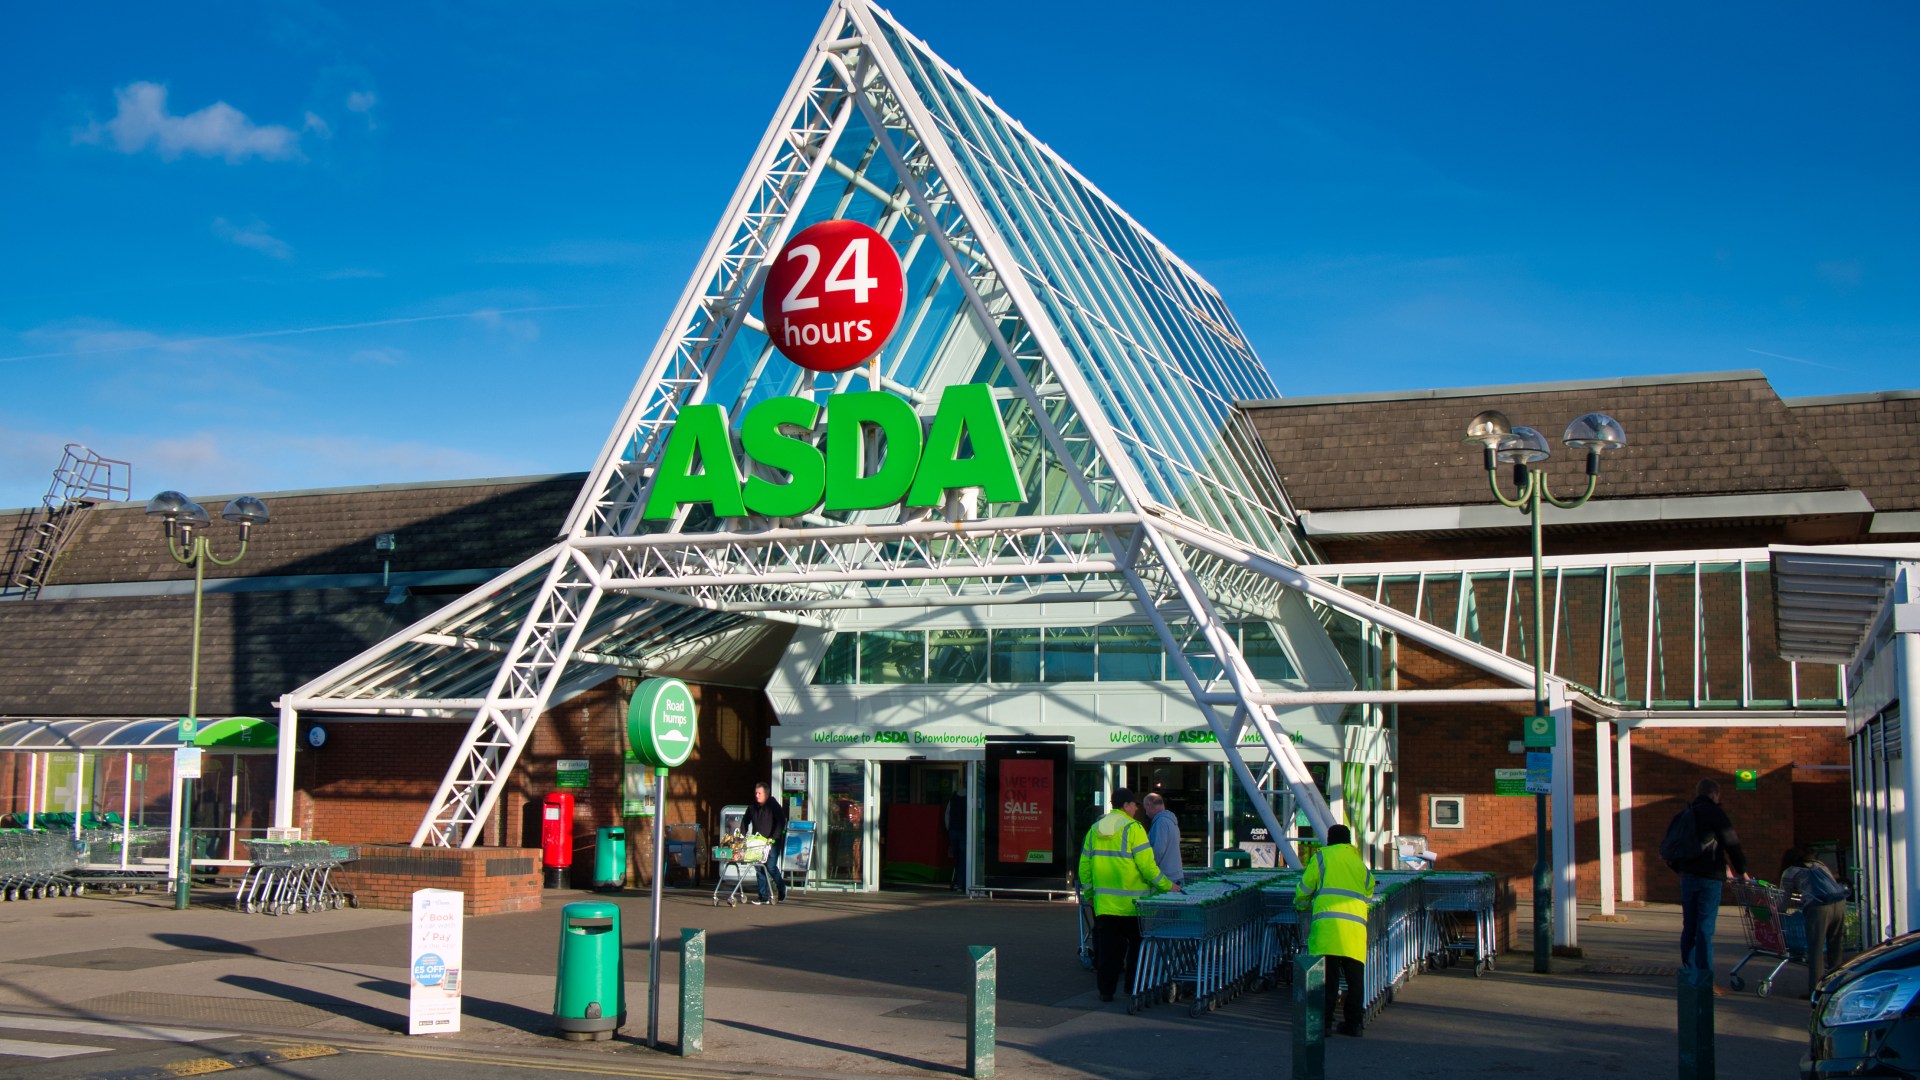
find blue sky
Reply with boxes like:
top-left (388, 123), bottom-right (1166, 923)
top-left (2, 2), bottom-right (1914, 510)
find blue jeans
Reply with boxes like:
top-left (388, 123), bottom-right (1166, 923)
top-left (1679, 875), bottom-right (1722, 977)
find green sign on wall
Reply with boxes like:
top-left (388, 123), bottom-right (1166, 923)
top-left (627, 678), bottom-right (697, 769)
top-left (1523, 715), bottom-right (1554, 749)
top-left (1734, 768), bottom-right (1759, 791)
top-left (1494, 768), bottom-right (1529, 797)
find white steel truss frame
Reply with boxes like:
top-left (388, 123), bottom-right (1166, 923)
top-left (279, 1), bottom-right (1574, 870)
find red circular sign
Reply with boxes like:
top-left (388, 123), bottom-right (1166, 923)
top-left (762, 220), bottom-right (905, 373)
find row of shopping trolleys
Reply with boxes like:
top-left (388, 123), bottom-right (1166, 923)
top-left (234, 840), bottom-right (358, 914)
top-left (1081, 869), bottom-right (1498, 1021)
top-left (0, 827), bottom-right (174, 900)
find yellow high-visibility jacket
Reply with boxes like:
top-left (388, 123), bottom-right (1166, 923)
top-left (1077, 809), bottom-right (1173, 916)
top-left (1295, 842), bottom-right (1375, 961)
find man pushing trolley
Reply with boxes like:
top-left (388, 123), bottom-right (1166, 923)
top-left (1296, 824), bottom-right (1376, 1037)
top-left (1077, 787), bottom-right (1180, 1002)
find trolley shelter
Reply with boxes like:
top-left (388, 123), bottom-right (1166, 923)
top-left (1774, 548), bottom-right (1920, 947)
top-left (268, 0), bottom-right (1589, 941)
top-left (0, 716), bottom-right (278, 877)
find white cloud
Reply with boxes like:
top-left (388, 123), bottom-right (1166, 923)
top-left (470, 308), bottom-right (540, 343)
top-left (345, 90), bottom-right (377, 113)
top-left (75, 82), bottom-right (302, 163)
top-left (349, 347), bottom-right (405, 366)
top-left (303, 111), bottom-right (332, 139)
top-left (213, 217), bottom-right (294, 260)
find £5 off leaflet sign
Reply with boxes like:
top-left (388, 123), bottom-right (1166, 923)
top-left (763, 220), bottom-right (904, 373)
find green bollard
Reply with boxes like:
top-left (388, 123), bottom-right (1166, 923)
top-left (968, 945), bottom-right (996, 1079)
top-left (679, 928), bottom-right (705, 1057)
top-left (1292, 953), bottom-right (1326, 1080)
top-left (1678, 970), bottom-right (1715, 1079)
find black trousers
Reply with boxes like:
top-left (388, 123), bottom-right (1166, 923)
top-left (1323, 955), bottom-right (1366, 1031)
top-left (1093, 913), bottom-right (1141, 999)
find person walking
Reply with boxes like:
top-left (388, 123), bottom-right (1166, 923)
top-left (1141, 793), bottom-right (1184, 887)
top-left (1663, 778), bottom-right (1750, 989)
top-left (1296, 823), bottom-right (1375, 1036)
top-left (1077, 787), bottom-right (1179, 1003)
top-left (1781, 847), bottom-right (1849, 992)
top-left (945, 788), bottom-right (968, 893)
top-left (746, 781), bottom-right (788, 905)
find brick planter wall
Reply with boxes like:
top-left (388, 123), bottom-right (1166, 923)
top-left (333, 844), bottom-right (542, 917)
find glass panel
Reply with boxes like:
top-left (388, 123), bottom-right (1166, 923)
top-left (1096, 624), bottom-right (1162, 681)
top-left (822, 761), bottom-right (866, 886)
top-left (1043, 626), bottom-right (1095, 683)
top-left (859, 631), bottom-right (924, 684)
top-left (990, 628), bottom-right (1041, 683)
top-left (814, 633), bottom-right (856, 685)
top-left (1240, 622), bottom-right (1299, 681)
top-left (927, 628), bottom-right (988, 684)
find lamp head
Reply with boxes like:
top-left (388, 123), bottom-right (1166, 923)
top-left (222, 495), bottom-right (270, 541)
top-left (1462, 410), bottom-right (1514, 449)
top-left (1495, 425), bottom-right (1552, 466)
top-left (1563, 412), bottom-right (1627, 453)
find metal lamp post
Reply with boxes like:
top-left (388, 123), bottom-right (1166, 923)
top-left (145, 490), bottom-right (270, 909)
top-left (1462, 410), bottom-right (1626, 973)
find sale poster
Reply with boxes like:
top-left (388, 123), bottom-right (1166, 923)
top-left (997, 759), bottom-right (1054, 863)
top-left (408, 888), bottom-right (464, 1035)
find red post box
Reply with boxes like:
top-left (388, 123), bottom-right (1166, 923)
top-left (542, 791), bottom-right (575, 889)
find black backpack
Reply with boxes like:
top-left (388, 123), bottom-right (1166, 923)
top-left (1660, 804), bottom-right (1712, 869)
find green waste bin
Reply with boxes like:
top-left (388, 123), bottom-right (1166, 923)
top-left (594, 827), bottom-right (626, 891)
top-left (553, 901), bottom-right (625, 1040)
top-left (1211, 848), bottom-right (1252, 871)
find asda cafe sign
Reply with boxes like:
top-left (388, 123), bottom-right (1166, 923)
top-left (643, 220), bottom-right (1025, 520)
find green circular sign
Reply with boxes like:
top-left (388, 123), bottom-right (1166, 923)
top-left (628, 678), bottom-right (696, 768)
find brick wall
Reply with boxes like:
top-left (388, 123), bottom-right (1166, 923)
top-left (1392, 640), bottom-right (1851, 904)
top-left (332, 844), bottom-right (543, 916)
top-left (300, 678), bottom-right (775, 888)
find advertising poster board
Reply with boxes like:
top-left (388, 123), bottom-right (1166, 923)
top-left (408, 888), bottom-right (464, 1035)
top-left (983, 737), bottom-right (1072, 891)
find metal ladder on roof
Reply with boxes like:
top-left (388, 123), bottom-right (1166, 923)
top-left (5, 444), bottom-right (131, 598)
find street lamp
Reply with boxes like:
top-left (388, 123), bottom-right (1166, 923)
top-left (1462, 409), bottom-right (1626, 973)
top-left (146, 490), bottom-right (270, 909)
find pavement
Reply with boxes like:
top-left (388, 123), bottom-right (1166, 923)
top-left (0, 880), bottom-right (1821, 1078)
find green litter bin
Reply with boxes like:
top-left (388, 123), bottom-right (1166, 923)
top-left (553, 901), bottom-right (625, 1040)
top-left (1211, 849), bottom-right (1252, 871)
top-left (594, 827), bottom-right (626, 891)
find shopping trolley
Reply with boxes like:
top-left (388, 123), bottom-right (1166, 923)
top-left (1131, 880), bottom-right (1265, 1016)
top-left (236, 840), bottom-right (357, 914)
top-left (0, 829), bottom-right (83, 900)
top-left (1727, 879), bottom-right (1806, 996)
top-left (1418, 871), bottom-right (1497, 974)
top-left (1075, 883), bottom-right (1095, 970)
top-left (711, 834), bottom-right (773, 907)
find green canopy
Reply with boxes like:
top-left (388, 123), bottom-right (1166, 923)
top-left (191, 716), bottom-right (277, 749)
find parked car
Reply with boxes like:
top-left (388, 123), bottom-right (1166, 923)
top-left (1804, 930), bottom-right (1920, 1078)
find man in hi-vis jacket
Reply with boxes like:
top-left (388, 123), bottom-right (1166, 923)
top-left (1296, 824), bottom-right (1376, 1036)
top-left (1077, 788), bottom-right (1179, 1002)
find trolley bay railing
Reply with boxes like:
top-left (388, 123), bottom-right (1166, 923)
top-left (1106, 868), bottom-right (1499, 1027)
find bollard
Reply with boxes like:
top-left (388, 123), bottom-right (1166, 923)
top-left (1292, 953), bottom-right (1326, 1080)
top-left (679, 928), bottom-right (705, 1057)
top-left (967, 945), bottom-right (996, 1079)
top-left (1678, 970), bottom-right (1715, 1079)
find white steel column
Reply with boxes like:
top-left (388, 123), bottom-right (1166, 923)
top-left (273, 701), bottom-right (297, 832)
top-left (1596, 720), bottom-right (1615, 915)
top-left (1617, 725), bottom-right (1636, 903)
top-left (1898, 595), bottom-right (1920, 933)
top-left (1550, 682), bottom-right (1577, 947)
top-left (120, 753), bottom-right (133, 870)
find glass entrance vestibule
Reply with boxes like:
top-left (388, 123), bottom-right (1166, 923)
top-left (768, 751), bottom-right (1339, 893)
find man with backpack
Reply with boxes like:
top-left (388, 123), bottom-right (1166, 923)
top-left (1661, 778), bottom-right (1750, 988)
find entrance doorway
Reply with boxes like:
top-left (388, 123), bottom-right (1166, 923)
top-left (1122, 761), bottom-right (1214, 870)
top-left (879, 762), bottom-right (964, 888)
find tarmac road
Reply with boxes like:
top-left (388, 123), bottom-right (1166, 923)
top-left (0, 884), bottom-right (1816, 1078)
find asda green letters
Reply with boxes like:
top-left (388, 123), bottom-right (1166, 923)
top-left (642, 386), bottom-right (1024, 520)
